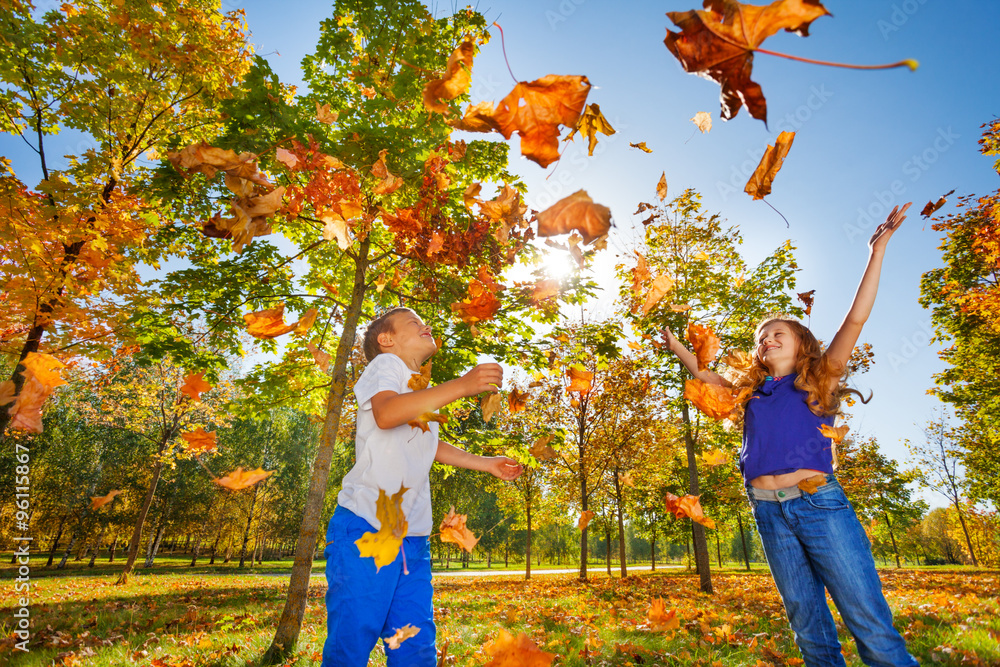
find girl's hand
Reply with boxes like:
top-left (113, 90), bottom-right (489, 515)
top-left (869, 202), bottom-right (910, 253)
top-left (461, 363), bottom-right (503, 396)
top-left (485, 456), bottom-right (523, 481)
top-left (661, 327), bottom-right (679, 352)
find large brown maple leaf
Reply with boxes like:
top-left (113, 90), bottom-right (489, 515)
top-left (664, 0), bottom-right (831, 124)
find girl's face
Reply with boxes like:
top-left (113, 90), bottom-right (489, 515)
top-left (755, 321), bottom-right (800, 374)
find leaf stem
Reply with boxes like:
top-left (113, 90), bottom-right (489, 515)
top-left (761, 198), bottom-right (790, 228)
top-left (755, 48), bottom-right (918, 71)
top-left (492, 22), bottom-right (519, 84)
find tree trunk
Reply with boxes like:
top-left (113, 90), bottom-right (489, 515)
top-left (881, 509), bottom-right (901, 569)
top-left (57, 528), bottom-right (79, 570)
top-left (89, 524), bottom-right (107, 568)
top-left (239, 483), bottom-right (261, 568)
top-left (264, 240), bottom-right (372, 663)
top-left (108, 537), bottom-right (117, 562)
top-left (650, 530), bottom-right (656, 571)
top-left (210, 525), bottom-right (223, 565)
top-left (46, 516), bottom-right (66, 567)
top-left (736, 510), bottom-right (751, 571)
top-left (605, 524), bottom-right (612, 576)
top-left (615, 471), bottom-right (627, 578)
top-left (525, 501), bottom-right (532, 580)
top-left (681, 403), bottom-right (713, 593)
top-left (951, 500), bottom-right (979, 567)
top-left (715, 529), bottom-right (722, 568)
top-left (144, 521), bottom-right (166, 568)
top-left (117, 430), bottom-right (172, 584)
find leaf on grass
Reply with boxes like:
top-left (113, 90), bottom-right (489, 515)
top-left (745, 131), bottom-right (795, 200)
top-left (408, 361), bottom-right (432, 391)
top-left (641, 274), bottom-right (676, 316)
top-left (647, 598), bottom-right (680, 631)
top-left (492, 75), bottom-right (591, 168)
top-left (797, 474), bottom-right (828, 494)
top-left (536, 190), bottom-right (611, 244)
top-left (565, 103), bottom-right (615, 156)
top-left (797, 289), bottom-right (816, 316)
top-left (306, 342), bottom-right (332, 373)
top-left (566, 366), bottom-right (593, 395)
top-left (484, 629), bottom-right (556, 667)
top-left (355, 485), bottom-right (409, 572)
top-left (691, 111), bottom-right (712, 133)
top-left (180, 372), bottom-right (212, 401)
top-left (665, 492), bottom-right (716, 529)
top-left (90, 490), bottom-right (121, 510)
top-left (530, 434), bottom-right (558, 461)
top-left (408, 412), bottom-right (448, 433)
top-left (656, 172), bottom-right (668, 201)
top-left (684, 379), bottom-right (749, 420)
top-left (701, 449), bottom-right (728, 466)
top-left (629, 141), bottom-right (653, 153)
top-left (423, 39), bottom-right (475, 114)
top-left (439, 505), bottom-right (480, 553)
top-left (687, 323), bottom-right (720, 371)
top-left (215, 467), bottom-right (273, 491)
top-left (577, 510), bottom-right (596, 530)
top-left (920, 189), bottom-right (955, 218)
top-left (481, 393), bottom-right (503, 422)
top-left (182, 427), bottom-right (217, 453)
top-left (664, 1), bottom-right (831, 123)
top-left (385, 625), bottom-right (421, 650)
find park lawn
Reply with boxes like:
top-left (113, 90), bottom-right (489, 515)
top-left (0, 569), bottom-right (996, 666)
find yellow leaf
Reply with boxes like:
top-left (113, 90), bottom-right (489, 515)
top-left (701, 449), bottom-right (728, 466)
top-left (355, 485), bottom-right (408, 572)
top-left (797, 474), bottom-right (828, 494)
top-left (408, 361), bottom-right (432, 391)
top-left (439, 506), bottom-right (480, 553)
top-left (530, 434), bottom-right (558, 461)
top-left (408, 412), bottom-right (447, 433)
top-left (647, 598), bottom-right (680, 631)
top-left (656, 172), bottom-right (668, 201)
top-left (641, 274), bottom-right (675, 316)
top-left (566, 103), bottom-right (616, 156)
top-left (215, 467), bottom-right (273, 491)
top-left (629, 141), bottom-right (653, 153)
top-left (481, 393), bottom-right (503, 422)
top-left (385, 624), bottom-right (421, 650)
top-left (690, 111), bottom-right (712, 133)
top-left (20, 352), bottom-right (67, 390)
top-left (577, 510), bottom-right (595, 530)
top-left (89, 490), bottom-right (121, 510)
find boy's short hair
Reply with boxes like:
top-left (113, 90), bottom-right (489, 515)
top-left (362, 307), bottom-right (413, 362)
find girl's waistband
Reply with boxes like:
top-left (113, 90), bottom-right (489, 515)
top-left (746, 474), bottom-right (837, 503)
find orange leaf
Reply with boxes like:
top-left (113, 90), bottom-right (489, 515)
top-left (355, 485), bottom-right (409, 571)
top-left (721, 349), bottom-right (753, 371)
top-left (89, 490), bottom-right (121, 511)
top-left (647, 598), bottom-right (680, 632)
top-left (0, 380), bottom-right (15, 407)
top-left (481, 393), bottom-right (503, 423)
top-left (423, 39), bottom-right (475, 114)
top-left (508, 388), bottom-right (529, 414)
top-left (20, 352), bottom-right (67, 390)
top-left (630, 141), bottom-right (653, 153)
top-left (182, 427), bottom-right (217, 453)
top-left (566, 366), bottom-right (593, 395)
top-left (439, 506), bottom-right (480, 553)
top-left (484, 629), bottom-right (556, 667)
top-left (385, 624), bottom-right (421, 650)
top-left (491, 74), bottom-right (591, 168)
top-left (577, 510), bottom-right (595, 530)
top-left (665, 2), bottom-right (830, 123)
top-left (408, 412), bottom-right (448, 433)
top-left (687, 323), bottom-right (720, 371)
top-left (628, 341), bottom-right (642, 351)
top-left (656, 171), bottom-right (668, 201)
top-left (243, 303), bottom-right (297, 339)
top-left (448, 100), bottom-right (500, 133)
top-left (180, 372), bottom-right (212, 401)
top-left (796, 289), bottom-right (816, 316)
top-left (744, 131), bottom-right (795, 200)
top-left (451, 279), bottom-right (502, 324)
top-left (215, 467), bottom-right (274, 491)
top-left (315, 102), bottom-right (338, 124)
top-left (536, 190), bottom-right (611, 244)
top-left (818, 424), bottom-right (849, 444)
top-left (371, 150), bottom-right (403, 195)
top-left (797, 474), bottom-right (828, 494)
top-left (684, 379), bottom-right (749, 420)
top-left (8, 375), bottom-right (50, 433)
top-left (294, 308), bottom-right (318, 336)
top-left (631, 251), bottom-right (651, 296)
top-left (275, 147), bottom-right (299, 169)
top-left (641, 274), bottom-right (675, 316)
top-left (921, 189), bottom-right (954, 218)
top-left (664, 492), bottom-right (716, 529)
top-left (701, 449), bottom-right (728, 466)
top-left (306, 342), bottom-right (332, 373)
top-left (670, 304), bottom-right (692, 312)
top-left (408, 361), bottom-right (432, 391)
top-left (530, 278), bottom-right (560, 305)
top-left (620, 471), bottom-right (635, 487)
top-left (529, 434), bottom-right (558, 461)
top-left (691, 111), bottom-right (712, 133)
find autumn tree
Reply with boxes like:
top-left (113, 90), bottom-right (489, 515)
top-left (0, 0), bottom-right (252, 437)
top-left (617, 187), bottom-right (802, 594)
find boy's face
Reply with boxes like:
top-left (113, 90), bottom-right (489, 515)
top-left (379, 310), bottom-right (437, 364)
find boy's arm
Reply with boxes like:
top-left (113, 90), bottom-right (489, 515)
top-left (370, 363), bottom-right (502, 430)
top-left (663, 328), bottom-right (731, 387)
top-left (826, 203), bottom-right (910, 376)
top-left (435, 441), bottom-right (523, 481)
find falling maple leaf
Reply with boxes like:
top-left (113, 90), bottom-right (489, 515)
top-left (371, 150), bottom-right (403, 195)
top-left (818, 423), bottom-right (849, 444)
top-left (647, 598), bottom-right (680, 631)
top-left (665, 492), bottom-right (716, 529)
top-left (656, 172), bottom-right (668, 201)
top-left (315, 101), bottom-right (338, 124)
top-left (628, 341), bottom-right (643, 351)
top-left (508, 388), bottom-right (529, 413)
top-left (180, 372), bottom-right (212, 401)
top-left (664, 1), bottom-right (831, 123)
top-left (577, 510), bottom-right (596, 530)
top-left (20, 352), bottom-right (68, 390)
top-left (629, 141), bottom-right (653, 153)
top-left (90, 489), bottom-right (121, 511)
top-left (244, 303), bottom-right (316, 339)
top-left (385, 625), bottom-right (421, 650)
top-left (670, 304), bottom-right (692, 312)
top-left (275, 147), bottom-right (300, 169)
top-left (536, 190), bottom-right (611, 244)
top-left (182, 427), bottom-right (217, 453)
top-left (530, 278), bottom-right (560, 304)
top-left (721, 349), bottom-right (753, 371)
top-left (481, 393), bottom-right (503, 422)
top-left (0, 380), bottom-right (15, 407)
top-left (797, 473), bottom-right (828, 494)
top-left (215, 467), bottom-right (274, 491)
top-left (8, 375), bottom-right (50, 433)
top-left (408, 412), bottom-right (448, 433)
top-left (920, 189), bottom-right (955, 218)
top-left (423, 39), bottom-right (475, 114)
top-left (306, 342), bottom-right (332, 373)
top-left (797, 289), bottom-right (816, 316)
top-left (408, 361), bottom-right (432, 391)
top-left (566, 103), bottom-right (615, 156)
top-left (451, 279), bottom-right (502, 324)
top-left (701, 449), bottom-right (728, 466)
top-left (439, 506), bottom-right (480, 553)
top-left (355, 485), bottom-right (409, 572)
top-left (687, 323), bottom-right (720, 371)
top-left (684, 379), bottom-right (749, 420)
top-left (530, 434), bottom-right (558, 461)
top-left (745, 131), bottom-right (795, 200)
top-left (566, 366), bottom-right (593, 395)
top-left (641, 274), bottom-right (676, 316)
top-left (449, 100), bottom-right (500, 132)
top-left (620, 471), bottom-right (635, 487)
top-left (322, 213), bottom-right (352, 250)
top-left (691, 111), bottom-right (713, 133)
top-left (483, 629), bottom-right (556, 667)
top-left (491, 74), bottom-right (591, 167)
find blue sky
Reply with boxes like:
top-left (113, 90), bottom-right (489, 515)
top-left (6, 1), bottom-right (998, 505)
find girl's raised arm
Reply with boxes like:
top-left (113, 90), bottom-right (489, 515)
top-left (663, 327), bottom-right (731, 387)
top-left (825, 203), bottom-right (910, 376)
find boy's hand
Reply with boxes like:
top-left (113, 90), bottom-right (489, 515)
top-left (485, 456), bottom-right (523, 481)
top-left (869, 202), bottom-right (910, 253)
top-left (462, 363), bottom-right (503, 396)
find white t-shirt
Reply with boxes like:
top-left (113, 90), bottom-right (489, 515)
top-left (337, 353), bottom-right (439, 536)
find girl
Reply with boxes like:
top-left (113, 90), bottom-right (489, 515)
top-left (664, 203), bottom-right (918, 667)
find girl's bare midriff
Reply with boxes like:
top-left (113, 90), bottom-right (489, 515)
top-left (750, 468), bottom-right (827, 490)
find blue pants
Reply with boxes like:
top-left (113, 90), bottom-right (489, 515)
top-left (322, 506), bottom-right (436, 667)
top-left (748, 477), bottom-right (918, 667)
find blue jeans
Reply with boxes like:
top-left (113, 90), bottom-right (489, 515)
top-left (747, 477), bottom-right (918, 667)
top-left (322, 506), bottom-right (436, 667)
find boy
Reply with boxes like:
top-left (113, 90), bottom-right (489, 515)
top-left (323, 307), bottom-right (523, 666)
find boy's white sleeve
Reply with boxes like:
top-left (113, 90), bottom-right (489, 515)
top-left (353, 354), bottom-right (409, 411)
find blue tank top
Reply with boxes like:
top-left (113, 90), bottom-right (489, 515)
top-left (741, 373), bottom-right (836, 482)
